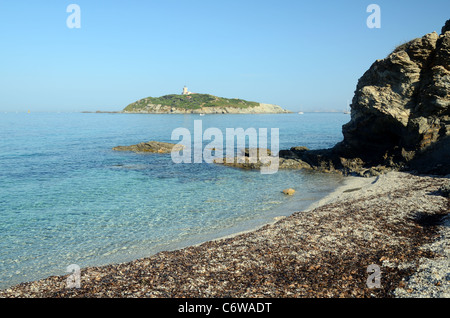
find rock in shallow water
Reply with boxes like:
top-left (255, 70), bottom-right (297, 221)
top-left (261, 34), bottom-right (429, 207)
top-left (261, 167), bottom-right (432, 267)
top-left (282, 188), bottom-right (296, 196)
top-left (113, 141), bottom-right (184, 153)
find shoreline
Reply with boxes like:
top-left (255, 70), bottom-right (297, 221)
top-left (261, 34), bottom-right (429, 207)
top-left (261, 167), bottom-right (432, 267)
top-left (212, 173), bottom-right (365, 243)
top-left (0, 171), bottom-right (346, 291)
top-left (1, 171), bottom-right (448, 298)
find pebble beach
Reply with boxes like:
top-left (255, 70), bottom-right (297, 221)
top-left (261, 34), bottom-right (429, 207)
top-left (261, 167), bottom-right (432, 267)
top-left (1, 171), bottom-right (448, 298)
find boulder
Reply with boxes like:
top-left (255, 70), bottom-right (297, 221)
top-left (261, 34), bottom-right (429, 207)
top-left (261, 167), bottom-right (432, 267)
top-left (285, 19), bottom-right (450, 176)
top-left (282, 188), bottom-right (296, 196)
top-left (113, 141), bottom-right (184, 154)
top-left (213, 148), bottom-right (312, 171)
top-left (291, 146), bottom-right (309, 153)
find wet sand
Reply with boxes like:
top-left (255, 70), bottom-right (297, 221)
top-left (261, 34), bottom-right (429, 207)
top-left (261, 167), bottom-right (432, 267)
top-left (1, 171), bottom-right (448, 298)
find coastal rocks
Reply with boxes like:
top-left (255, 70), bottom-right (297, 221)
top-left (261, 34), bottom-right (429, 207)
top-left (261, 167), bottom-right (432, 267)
top-left (194, 103), bottom-right (290, 114)
top-left (331, 20), bottom-right (450, 175)
top-left (265, 20), bottom-right (450, 177)
top-left (213, 147), bottom-right (312, 171)
top-left (124, 104), bottom-right (290, 114)
top-left (113, 141), bottom-right (184, 154)
top-left (123, 103), bottom-right (290, 114)
top-left (278, 146), bottom-right (309, 159)
top-left (213, 148), bottom-right (274, 170)
top-left (119, 21), bottom-right (449, 176)
top-left (278, 158), bottom-right (312, 170)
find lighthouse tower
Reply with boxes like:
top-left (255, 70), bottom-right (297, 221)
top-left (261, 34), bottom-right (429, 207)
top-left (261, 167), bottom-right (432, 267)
top-left (182, 86), bottom-right (189, 95)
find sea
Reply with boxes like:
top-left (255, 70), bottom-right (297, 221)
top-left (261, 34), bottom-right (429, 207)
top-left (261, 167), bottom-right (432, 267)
top-left (0, 112), bottom-right (350, 289)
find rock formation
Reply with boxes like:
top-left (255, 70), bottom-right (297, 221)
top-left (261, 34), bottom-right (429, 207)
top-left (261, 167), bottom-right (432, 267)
top-left (282, 20), bottom-right (450, 176)
top-left (336, 22), bottom-right (449, 174)
top-left (220, 20), bottom-right (450, 176)
top-left (113, 141), bottom-right (184, 154)
top-left (213, 147), bottom-right (312, 170)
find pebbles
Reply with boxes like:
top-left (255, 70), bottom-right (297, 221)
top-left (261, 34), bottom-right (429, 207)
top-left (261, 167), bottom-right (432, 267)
top-left (0, 172), bottom-right (448, 298)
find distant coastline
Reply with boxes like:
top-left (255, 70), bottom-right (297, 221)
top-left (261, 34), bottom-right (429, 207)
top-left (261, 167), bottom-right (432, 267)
top-left (81, 110), bottom-right (350, 114)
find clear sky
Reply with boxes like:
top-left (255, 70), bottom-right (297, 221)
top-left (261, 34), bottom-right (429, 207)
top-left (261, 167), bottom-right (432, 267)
top-left (0, 0), bottom-right (448, 112)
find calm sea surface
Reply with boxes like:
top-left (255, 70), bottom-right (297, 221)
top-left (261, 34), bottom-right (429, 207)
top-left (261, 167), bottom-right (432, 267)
top-left (0, 112), bottom-right (350, 289)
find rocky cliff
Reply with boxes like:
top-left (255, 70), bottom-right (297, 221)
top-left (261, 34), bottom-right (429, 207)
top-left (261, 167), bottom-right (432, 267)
top-left (280, 20), bottom-right (450, 176)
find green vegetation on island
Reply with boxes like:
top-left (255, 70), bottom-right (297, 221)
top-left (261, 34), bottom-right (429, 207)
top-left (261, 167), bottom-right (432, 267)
top-left (124, 94), bottom-right (260, 112)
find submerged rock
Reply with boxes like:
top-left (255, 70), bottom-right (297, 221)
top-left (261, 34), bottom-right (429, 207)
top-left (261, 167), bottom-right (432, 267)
top-left (282, 188), bottom-right (296, 196)
top-left (213, 148), bottom-right (312, 171)
top-left (113, 141), bottom-right (184, 154)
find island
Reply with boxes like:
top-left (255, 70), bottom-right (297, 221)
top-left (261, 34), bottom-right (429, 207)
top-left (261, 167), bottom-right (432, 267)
top-left (121, 87), bottom-right (291, 114)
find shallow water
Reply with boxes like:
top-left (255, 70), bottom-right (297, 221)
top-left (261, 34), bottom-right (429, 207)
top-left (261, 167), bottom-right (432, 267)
top-left (0, 112), bottom-right (349, 289)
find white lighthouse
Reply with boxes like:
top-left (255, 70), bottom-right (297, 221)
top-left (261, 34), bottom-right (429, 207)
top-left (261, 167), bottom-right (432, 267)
top-left (182, 86), bottom-right (192, 95)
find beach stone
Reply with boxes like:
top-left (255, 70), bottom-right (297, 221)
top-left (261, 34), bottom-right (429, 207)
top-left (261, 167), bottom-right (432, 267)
top-left (279, 158), bottom-right (312, 170)
top-left (282, 188), bottom-right (296, 196)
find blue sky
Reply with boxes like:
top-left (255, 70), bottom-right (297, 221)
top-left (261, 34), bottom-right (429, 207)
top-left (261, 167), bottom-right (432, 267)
top-left (0, 0), bottom-right (448, 112)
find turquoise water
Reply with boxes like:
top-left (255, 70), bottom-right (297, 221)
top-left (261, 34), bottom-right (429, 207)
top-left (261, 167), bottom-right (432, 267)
top-left (0, 112), bottom-right (349, 289)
